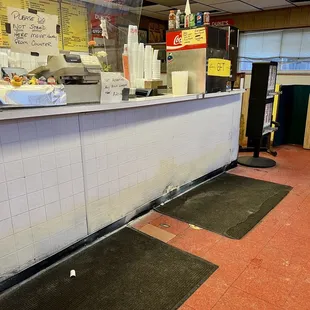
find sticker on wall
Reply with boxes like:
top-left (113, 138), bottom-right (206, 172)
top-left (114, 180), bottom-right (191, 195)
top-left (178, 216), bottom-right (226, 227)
top-left (208, 58), bottom-right (231, 77)
top-left (167, 53), bottom-right (173, 63)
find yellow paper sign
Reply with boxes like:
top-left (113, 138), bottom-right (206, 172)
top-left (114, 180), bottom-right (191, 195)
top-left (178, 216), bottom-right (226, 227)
top-left (208, 58), bottom-right (231, 77)
top-left (182, 28), bottom-right (206, 46)
top-left (62, 0), bottom-right (88, 52)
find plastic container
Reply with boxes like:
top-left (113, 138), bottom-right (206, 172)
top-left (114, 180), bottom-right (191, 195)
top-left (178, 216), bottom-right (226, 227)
top-left (169, 10), bottom-right (176, 30)
top-left (189, 14), bottom-right (195, 27)
top-left (122, 44), bottom-right (130, 82)
top-left (176, 10), bottom-right (181, 29)
top-left (172, 71), bottom-right (188, 96)
top-left (204, 12), bottom-right (210, 25)
top-left (196, 12), bottom-right (203, 26)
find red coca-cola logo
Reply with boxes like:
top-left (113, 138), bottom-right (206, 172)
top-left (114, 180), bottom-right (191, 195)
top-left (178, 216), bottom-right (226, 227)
top-left (174, 35), bottom-right (182, 46)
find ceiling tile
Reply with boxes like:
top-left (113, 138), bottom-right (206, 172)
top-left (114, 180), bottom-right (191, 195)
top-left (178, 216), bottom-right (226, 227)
top-left (148, 0), bottom-right (189, 6)
top-left (293, 1), bottom-right (310, 6)
top-left (243, 0), bottom-right (294, 9)
top-left (195, 0), bottom-right (235, 4)
top-left (211, 1), bottom-right (260, 12)
top-left (143, 5), bottom-right (172, 12)
top-left (172, 3), bottom-right (219, 12)
top-left (141, 9), bottom-right (168, 20)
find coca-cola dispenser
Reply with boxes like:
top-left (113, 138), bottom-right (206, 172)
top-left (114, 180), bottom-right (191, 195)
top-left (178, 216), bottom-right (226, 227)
top-left (167, 26), bottom-right (230, 94)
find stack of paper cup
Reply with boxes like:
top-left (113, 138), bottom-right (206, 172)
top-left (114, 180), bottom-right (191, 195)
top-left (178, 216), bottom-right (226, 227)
top-left (153, 49), bottom-right (159, 63)
top-left (137, 43), bottom-right (144, 79)
top-left (153, 60), bottom-right (161, 80)
top-left (144, 45), bottom-right (152, 81)
top-left (152, 49), bottom-right (160, 80)
top-left (132, 42), bottom-right (139, 86)
top-left (172, 71), bottom-right (189, 96)
top-left (136, 78), bottom-right (145, 88)
top-left (127, 25), bottom-right (138, 46)
top-left (127, 25), bottom-right (138, 87)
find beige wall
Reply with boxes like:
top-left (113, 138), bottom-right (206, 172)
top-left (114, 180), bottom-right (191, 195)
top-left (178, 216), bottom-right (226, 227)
top-left (212, 6), bottom-right (310, 31)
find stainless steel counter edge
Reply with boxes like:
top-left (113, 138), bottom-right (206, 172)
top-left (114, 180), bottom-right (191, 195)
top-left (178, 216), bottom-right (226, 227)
top-left (0, 90), bottom-right (244, 121)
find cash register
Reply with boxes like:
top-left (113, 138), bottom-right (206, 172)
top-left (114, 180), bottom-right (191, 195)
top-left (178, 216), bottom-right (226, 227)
top-left (33, 54), bottom-right (102, 104)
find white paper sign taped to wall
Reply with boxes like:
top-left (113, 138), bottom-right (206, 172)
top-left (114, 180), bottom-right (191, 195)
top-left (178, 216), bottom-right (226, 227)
top-left (100, 72), bottom-right (129, 104)
top-left (7, 7), bottom-right (59, 56)
top-left (100, 18), bottom-right (109, 39)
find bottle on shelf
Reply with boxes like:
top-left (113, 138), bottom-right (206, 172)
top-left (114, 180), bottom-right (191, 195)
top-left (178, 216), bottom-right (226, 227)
top-left (168, 10), bottom-right (176, 30)
top-left (196, 12), bottom-right (203, 26)
top-left (189, 13), bottom-right (195, 28)
top-left (180, 12), bottom-right (185, 28)
top-left (185, 14), bottom-right (190, 28)
top-left (204, 12), bottom-right (210, 25)
top-left (176, 10), bottom-right (181, 29)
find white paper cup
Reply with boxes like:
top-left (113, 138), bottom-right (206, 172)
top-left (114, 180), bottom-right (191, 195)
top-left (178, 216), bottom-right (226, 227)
top-left (172, 71), bottom-right (189, 96)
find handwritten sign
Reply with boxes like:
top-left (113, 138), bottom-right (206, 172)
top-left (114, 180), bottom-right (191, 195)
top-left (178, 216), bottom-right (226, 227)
top-left (208, 58), bottom-right (231, 77)
top-left (7, 7), bottom-right (59, 56)
top-left (100, 72), bottom-right (129, 104)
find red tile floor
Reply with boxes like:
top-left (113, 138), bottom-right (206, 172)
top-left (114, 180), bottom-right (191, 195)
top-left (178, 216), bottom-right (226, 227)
top-left (131, 145), bottom-right (310, 310)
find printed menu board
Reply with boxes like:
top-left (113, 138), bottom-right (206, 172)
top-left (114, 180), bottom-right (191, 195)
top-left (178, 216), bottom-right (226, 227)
top-left (0, 0), bottom-right (23, 47)
top-left (0, 0), bottom-right (89, 52)
top-left (61, 0), bottom-right (88, 52)
top-left (27, 0), bottom-right (59, 15)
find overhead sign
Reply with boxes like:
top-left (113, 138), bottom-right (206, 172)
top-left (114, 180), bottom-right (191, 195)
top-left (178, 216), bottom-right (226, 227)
top-left (210, 18), bottom-right (235, 27)
top-left (7, 7), bottom-right (59, 56)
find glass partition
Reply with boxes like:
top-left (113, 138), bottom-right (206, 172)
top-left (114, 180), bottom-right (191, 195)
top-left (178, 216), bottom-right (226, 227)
top-left (0, 0), bottom-right (143, 74)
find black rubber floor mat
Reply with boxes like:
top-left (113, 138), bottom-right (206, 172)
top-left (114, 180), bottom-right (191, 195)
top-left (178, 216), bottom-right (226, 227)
top-left (156, 173), bottom-right (292, 239)
top-left (0, 227), bottom-right (217, 310)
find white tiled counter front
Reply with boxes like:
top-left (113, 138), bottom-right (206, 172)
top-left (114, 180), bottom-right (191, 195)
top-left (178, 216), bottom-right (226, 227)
top-left (0, 116), bottom-right (87, 280)
top-left (0, 91), bottom-right (243, 280)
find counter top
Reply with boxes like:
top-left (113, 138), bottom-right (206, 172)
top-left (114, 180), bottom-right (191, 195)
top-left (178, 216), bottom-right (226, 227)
top-left (0, 90), bottom-right (244, 121)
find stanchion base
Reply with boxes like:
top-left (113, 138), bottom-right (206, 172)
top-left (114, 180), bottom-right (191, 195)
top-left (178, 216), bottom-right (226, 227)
top-left (237, 156), bottom-right (276, 168)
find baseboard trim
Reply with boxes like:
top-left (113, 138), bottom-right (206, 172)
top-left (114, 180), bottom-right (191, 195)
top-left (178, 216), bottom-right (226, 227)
top-left (0, 160), bottom-right (237, 293)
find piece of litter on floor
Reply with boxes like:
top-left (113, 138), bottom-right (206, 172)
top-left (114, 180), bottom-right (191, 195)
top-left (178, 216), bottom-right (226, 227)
top-left (70, 270), bottom-right (76, 278)
top-left (160, 223), bottom-right (171, 228)
top-left (189, 224), bottom-right (202, 230)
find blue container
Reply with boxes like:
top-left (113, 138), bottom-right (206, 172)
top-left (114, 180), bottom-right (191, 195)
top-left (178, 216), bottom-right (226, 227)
top-left (196, 12), bottom-right (203, 26)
